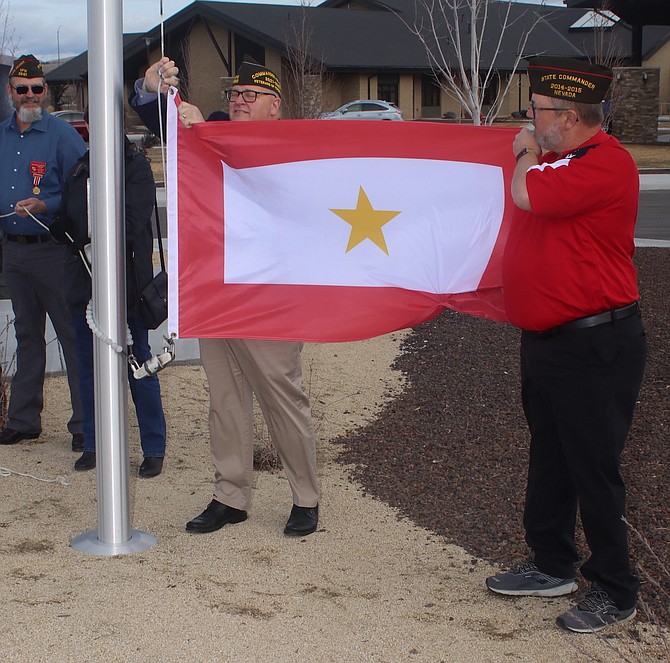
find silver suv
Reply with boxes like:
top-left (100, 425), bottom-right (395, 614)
top-left (321, 100), bottom-right (403, 121)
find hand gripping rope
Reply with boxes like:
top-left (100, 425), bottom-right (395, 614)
top-left (7, 1), bottom-right (177, 381)
top-left (85, 300), bottom-right (175, 379)
top-left (13, 203), bottom-right (176, 380)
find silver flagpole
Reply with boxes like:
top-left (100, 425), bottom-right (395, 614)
top-left (71, 0), bottom-right (156, 555)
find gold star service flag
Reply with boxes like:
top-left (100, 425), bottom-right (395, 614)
top-left (166, 90), bottom-right (516, 341)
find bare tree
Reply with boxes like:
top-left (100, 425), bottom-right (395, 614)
top-left (578, 3), bottom-right (626, 131)
top-left (401, 0), bottom-right (548, 125)
top-left (0, 2), bottom-right (16, 127)
top-left (175, 35), bottom-right (192, 105)
top-left (281, 2), bottom-right (330, 119)
top-left (0, 0), bottom-right (15, 58)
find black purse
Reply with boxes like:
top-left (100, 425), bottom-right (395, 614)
top-left (138, 197), bottom-right (168, 330)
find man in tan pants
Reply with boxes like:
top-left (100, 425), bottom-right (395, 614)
top-left (200, 339), bottom-right (318, 519)
top-left (132, 57), bottom-right (319, 536)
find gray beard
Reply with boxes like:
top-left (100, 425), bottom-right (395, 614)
top-left (536, 121), bottom-right (562, 152)
top-left (17, 105), bottom-right (43, 124)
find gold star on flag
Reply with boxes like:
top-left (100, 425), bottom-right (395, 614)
top-left (330, 186), bottom-right (401, 255)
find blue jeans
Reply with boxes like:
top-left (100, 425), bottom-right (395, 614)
top-left (72, 314), bottom-right (166, 456)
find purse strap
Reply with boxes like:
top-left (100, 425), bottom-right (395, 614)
top-left (153, 195), bottom-right (165, 272)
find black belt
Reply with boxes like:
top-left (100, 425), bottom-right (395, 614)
top-left (536, 302), bottom-right (641, 337)
top-left (4, 233), bottom-right (51, 245)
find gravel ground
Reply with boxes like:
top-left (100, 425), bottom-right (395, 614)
top-left (336, 247), bottom-right (670, 628)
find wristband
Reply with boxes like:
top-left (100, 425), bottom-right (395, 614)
top-left (516, 147), bottom-right (538, 162)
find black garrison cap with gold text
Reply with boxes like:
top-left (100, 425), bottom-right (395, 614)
top-left (9, 54), bottom-right (44, 79)
top-left (527, 57), bottom-right (613, 104)
top-left (232, 59), bottom-right (282, 98)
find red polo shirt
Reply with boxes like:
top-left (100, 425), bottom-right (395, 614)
top-left (502, 130), bottom-right (640, 332)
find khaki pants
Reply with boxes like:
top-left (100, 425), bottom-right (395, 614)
top-left (199, 337), bottom-right (318, 511)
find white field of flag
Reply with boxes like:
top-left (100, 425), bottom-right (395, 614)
top-left (222, 157), bottom-right (504, 295)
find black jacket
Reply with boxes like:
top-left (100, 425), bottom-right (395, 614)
top-left (51, 137), bottom-right (156, 317)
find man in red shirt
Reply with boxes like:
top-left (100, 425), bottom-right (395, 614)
top-left (486, 57), bottom-right (646, 633)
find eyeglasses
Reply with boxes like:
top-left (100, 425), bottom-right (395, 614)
top-left (225, 89), bottom-right (276, 103)
top-left (11, 84), bottom-right (45, 95)
top-left (530, 100), bottom-right (567, 115)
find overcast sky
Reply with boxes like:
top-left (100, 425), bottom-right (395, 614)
top-left (8, 0), bottom-right (568, 64)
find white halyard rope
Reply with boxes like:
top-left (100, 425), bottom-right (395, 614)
top-left (0, 466), bottom-right (70, 485)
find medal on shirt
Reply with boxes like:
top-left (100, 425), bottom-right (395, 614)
top-left (30, 161), bottom-right (46, 195)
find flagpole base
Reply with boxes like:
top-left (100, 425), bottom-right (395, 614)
top-left (70, 529), bottom-right (157, 556)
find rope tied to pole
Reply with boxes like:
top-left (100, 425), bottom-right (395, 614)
top-left (13, 198), bottom-right (175, 379)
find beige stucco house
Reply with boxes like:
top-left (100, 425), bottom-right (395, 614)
top-left (46, 0), bottom-right (670, 131)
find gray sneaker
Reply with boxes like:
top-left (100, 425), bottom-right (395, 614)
top-left (486, 557), bottom-right (579, 597)
top-left (557, 586), bottom-right (637, 633)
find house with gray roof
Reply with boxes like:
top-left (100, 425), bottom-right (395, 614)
top-left (45, 0), bottom-right (670, 127)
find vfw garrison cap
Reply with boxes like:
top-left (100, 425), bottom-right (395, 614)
top-left (9, 54), bottom-right (44, 79)
top-left (527, 56), bottom-right (613, 104)
top-left (232, 58), bottom-right (281, 98)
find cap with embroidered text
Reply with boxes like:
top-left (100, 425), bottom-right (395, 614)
top-left (527, 57), bottom-right (612, 104)
top-left (232, 58), bottom-right (281, 98)
top-left (9, 54), bottom-right (44, 79)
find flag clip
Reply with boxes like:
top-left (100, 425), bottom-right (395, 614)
top-left (129, 336), bottom-right (176, 379)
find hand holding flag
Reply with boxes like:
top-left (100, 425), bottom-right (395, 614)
top-left (167, 93), bottom-right (517, 342)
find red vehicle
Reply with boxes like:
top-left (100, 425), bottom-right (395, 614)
top-left (52, 110), bottom-right (89, 141)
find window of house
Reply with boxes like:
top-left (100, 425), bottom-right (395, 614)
top-left (422, 75), bottom-right (441, 108)
top-left (482, 73), bottom-right (500, 107)
top-left (378, 74), bottom-right (399, 105)
top-left (235, 36), bottom-right (265, 72)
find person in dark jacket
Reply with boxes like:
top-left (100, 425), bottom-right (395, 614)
top-left (51, 114), bottom-right (167, 477)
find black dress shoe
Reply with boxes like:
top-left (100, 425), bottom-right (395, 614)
top-left (71, 433), bottom-right (84, 452)
top-left (0, 428), bottom-right (40, 445)
top-left (284, 504), bottom-right (319, 537)
top-left (185, 499), bottom-right (247, 534)
top-left (74, 451), bottom-right (96, 471)
top-left (139, 456), bottom-right (163, 478)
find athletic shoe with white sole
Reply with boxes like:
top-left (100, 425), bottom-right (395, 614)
top-left (556, 585), bottom-right (636, 633)
top-left (486, 557), bottom-right (579, 597)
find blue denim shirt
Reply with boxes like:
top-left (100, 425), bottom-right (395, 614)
top-left (0, 110), bottom-right (86, 235)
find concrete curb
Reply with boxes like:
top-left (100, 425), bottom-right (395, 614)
top-left (640, 173), bottom-right (670, 190)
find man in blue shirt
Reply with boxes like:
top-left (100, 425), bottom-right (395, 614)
top-left (0, 54), bottom-right (85, 450)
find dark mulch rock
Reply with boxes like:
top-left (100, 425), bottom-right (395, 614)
top-left (336, 247), bottom-right (669, 627)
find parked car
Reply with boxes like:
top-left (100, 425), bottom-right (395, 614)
top-left (52, 110), bottom-right (89, 141)
top-left (321, 100), bottom-right (403, 121)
